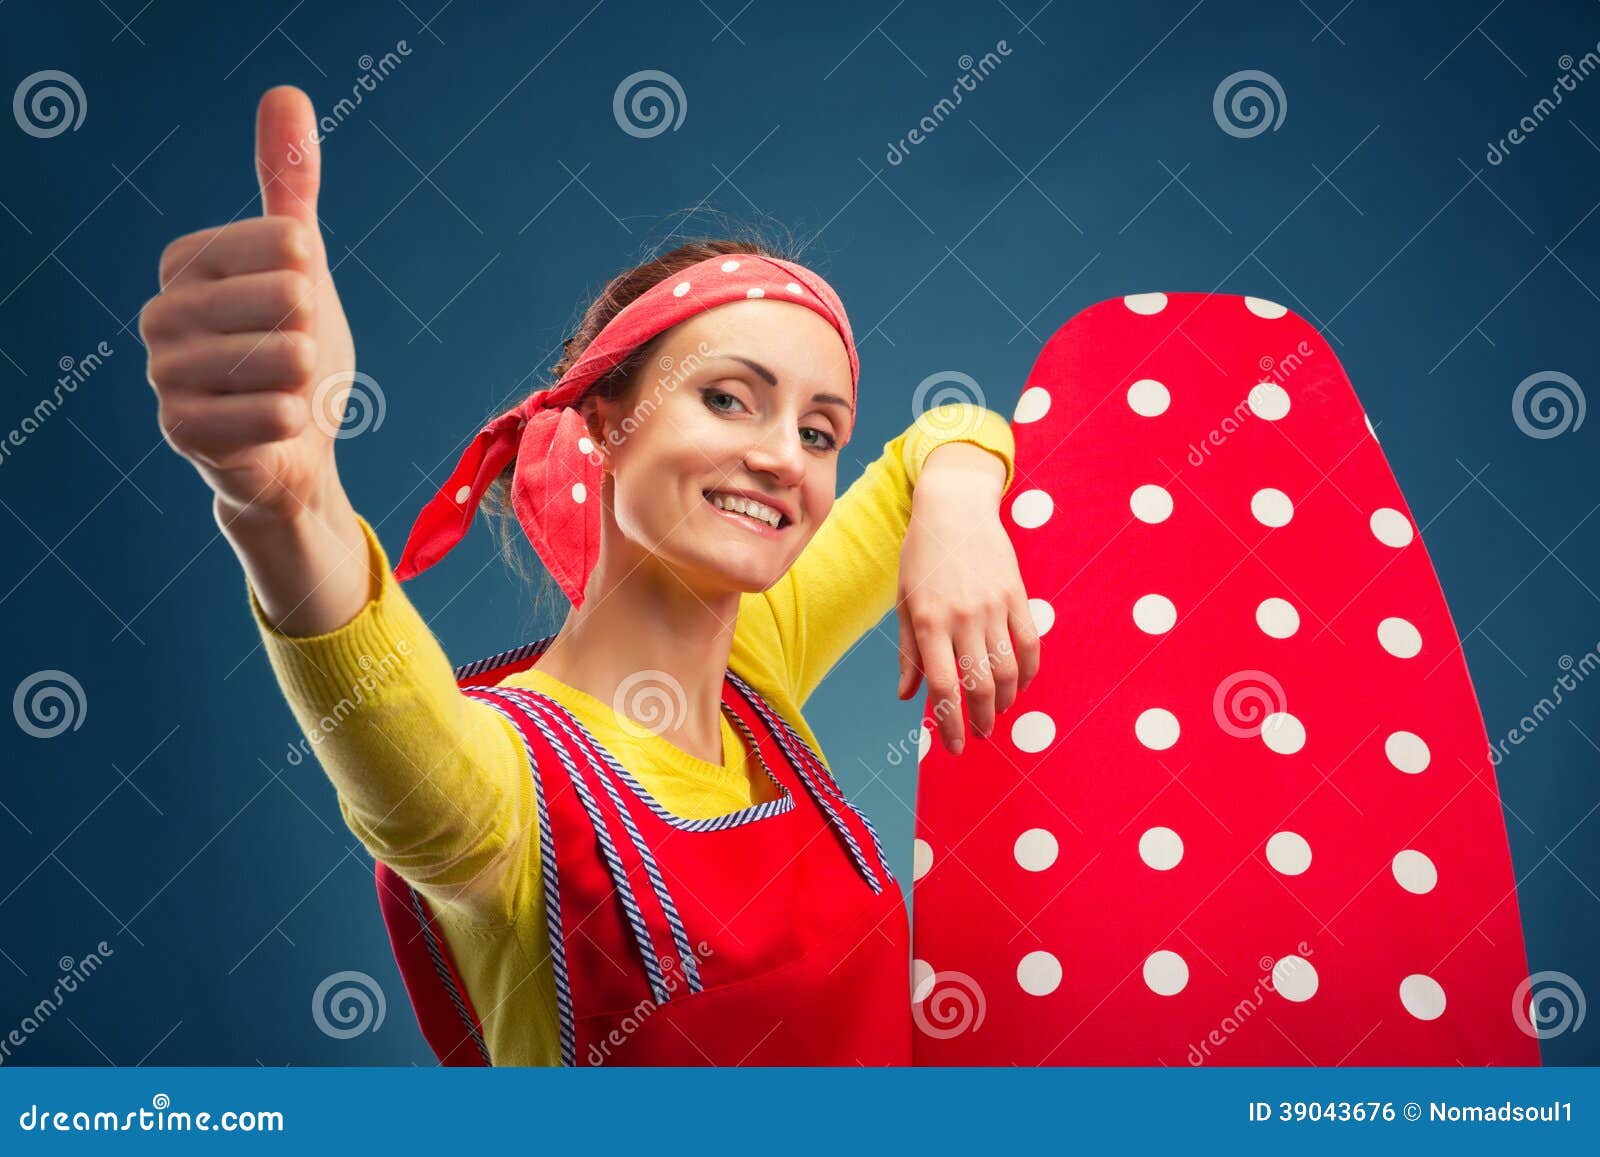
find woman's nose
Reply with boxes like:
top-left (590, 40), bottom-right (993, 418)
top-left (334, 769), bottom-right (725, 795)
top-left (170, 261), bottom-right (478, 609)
top-left (743, 426), bottom-right (807, 484)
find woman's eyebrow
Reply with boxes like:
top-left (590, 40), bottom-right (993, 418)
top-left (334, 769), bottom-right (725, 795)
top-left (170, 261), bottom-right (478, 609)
top-left (720, 355), bottom-right (851, 411)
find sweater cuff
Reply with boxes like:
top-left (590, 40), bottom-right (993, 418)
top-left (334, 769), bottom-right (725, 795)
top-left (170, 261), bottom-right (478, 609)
top-left (245, 514), bottom-right (428, 712)
top-left (901, 403), bottom-right (1016, 495)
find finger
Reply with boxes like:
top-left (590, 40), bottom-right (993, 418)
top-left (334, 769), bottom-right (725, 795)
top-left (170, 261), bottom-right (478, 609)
top-left (917, 625), bottom-right (965, 754)
top-left (896, 608), bottom-right (924, 700)
top-left (159, 391), bottom-right (309, 459)
top-left (957, 621), bottom-right (997, 739)
top-left (148, 331), bottom-right (315, 396)
top-left (988, 612), bottom-right (1021, 716)
top-left (158, 217), bottom-right (313, 290)
top-left (1008, 588), bottom-right (1043, 696)
top-left (255, 85), bottom-right (322, 231)
top-left (142, 271), bottom-right (315, 339)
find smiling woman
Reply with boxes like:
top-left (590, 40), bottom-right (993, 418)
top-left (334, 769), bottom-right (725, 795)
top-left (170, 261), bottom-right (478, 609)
top-left (148, 86), bottom-right (1031, 1066)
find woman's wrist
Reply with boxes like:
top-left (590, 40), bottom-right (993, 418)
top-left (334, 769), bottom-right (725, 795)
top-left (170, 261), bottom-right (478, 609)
top-left (915, 441), bottom-right (1008, 506)
top-left (216, 473), bottom-right (374, 638)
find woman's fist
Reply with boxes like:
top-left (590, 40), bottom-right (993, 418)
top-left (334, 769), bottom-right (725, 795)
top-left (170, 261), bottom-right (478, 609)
top-left (141, 86), bottom-right (356, 522)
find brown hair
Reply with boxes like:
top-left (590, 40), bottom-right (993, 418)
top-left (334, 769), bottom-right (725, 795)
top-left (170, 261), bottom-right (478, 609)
top-left (482, 221), bottom-right (817, 618)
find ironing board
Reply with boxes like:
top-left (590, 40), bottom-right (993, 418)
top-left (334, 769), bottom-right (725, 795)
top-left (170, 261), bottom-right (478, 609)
top-left (909, 292), bottom-right (1542, 1066)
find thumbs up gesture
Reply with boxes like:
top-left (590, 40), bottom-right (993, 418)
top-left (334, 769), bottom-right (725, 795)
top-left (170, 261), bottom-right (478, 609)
top-left (142, 86), bottom-right (357, 523)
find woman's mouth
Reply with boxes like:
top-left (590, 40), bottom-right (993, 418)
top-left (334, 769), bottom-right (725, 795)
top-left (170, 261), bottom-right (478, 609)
top-left (703, 490), bottom-right (790, 538)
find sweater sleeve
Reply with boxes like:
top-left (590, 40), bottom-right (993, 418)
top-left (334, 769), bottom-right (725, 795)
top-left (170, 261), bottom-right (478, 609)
top-left (245, 513), bottom-right (535, 928)
top-left (763, 402), bottom-right (1016, 705)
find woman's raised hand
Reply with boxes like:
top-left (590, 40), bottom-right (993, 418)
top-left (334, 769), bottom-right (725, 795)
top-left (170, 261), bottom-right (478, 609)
top-left (141, 85), bottom-right (356, 524)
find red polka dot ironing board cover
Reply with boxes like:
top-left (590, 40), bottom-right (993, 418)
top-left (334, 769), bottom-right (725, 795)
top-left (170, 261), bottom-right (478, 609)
top-left (909, 292), bottom-right (1542, 1066)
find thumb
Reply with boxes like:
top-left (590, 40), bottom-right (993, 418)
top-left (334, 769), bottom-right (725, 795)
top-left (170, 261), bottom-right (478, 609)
top-left (255, 85), bottom-right (322, 231)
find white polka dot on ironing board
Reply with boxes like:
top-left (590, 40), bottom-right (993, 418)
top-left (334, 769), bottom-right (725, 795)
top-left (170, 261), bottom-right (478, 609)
top-left (1124, 293), bottom-right (1168, 314)
top-left (1392, 848), bottom-right (1437, 894)
top-left (1011, 488), bottom-right (1054, 529)
top-left (1266, 830), bottom-right (1311, 875)
top-left (1132, 593), bottom-right (1177, 634)
top-left (1248, 381), bottom-right (1291, 421)
top-left (1014, 386), bottom-right (1051, 424)
top-left (1143, 950), bottom-right (1188, 995)
top-left (1130, 484), bottom-right (1173, 523)
top-left (1400, 974), bottom-right (1447, 1020)
top-left (1127, 379), bottom-right (1170, 417)
top-left (1136, 708), bottom-right (1180, 750)
top-left (1246, 296), bottom-right (1288, 318)
top-left (1139, 826), bottom-right (1183, 870)
top-left (1018, 950), bottom-right (1062, 995)
top-left (1273, 955), bottom-right (1318, 1001)
top-left (1385, 730), bottom-right (1430, 773)
top-left (1251, 488), bottom-right (1294, 527)
top-left (1014, 828), bottom-right (1058, 871)
top-left (1370, 507), bottom-right (1414, 547)
top-left (1256, 597), bottom-right (1300, 638)
top-left (1378, 616), bottom-right (1423, 658)
top-left (1011, 711), bottom-right (1056, 754)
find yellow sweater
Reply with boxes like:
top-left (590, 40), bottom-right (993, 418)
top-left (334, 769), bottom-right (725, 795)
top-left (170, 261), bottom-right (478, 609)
top-left (248, 405), bottom-right (1015, 1065)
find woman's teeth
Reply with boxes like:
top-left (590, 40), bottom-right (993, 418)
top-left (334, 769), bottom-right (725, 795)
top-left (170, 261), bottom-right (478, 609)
top-left (705, 491), bottom-right (785, 530)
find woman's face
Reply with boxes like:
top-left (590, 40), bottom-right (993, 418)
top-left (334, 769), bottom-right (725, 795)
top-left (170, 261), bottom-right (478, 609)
top-left (587, 298), bottom-right (854, 597)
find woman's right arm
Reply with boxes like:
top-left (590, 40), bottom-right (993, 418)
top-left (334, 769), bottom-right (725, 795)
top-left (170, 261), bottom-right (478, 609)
top-left (142, 86), bottom-right (533, 926)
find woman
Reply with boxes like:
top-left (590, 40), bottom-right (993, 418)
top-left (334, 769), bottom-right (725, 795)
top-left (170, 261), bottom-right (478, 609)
top-left (141, 86), bottom-right (1038, 1064)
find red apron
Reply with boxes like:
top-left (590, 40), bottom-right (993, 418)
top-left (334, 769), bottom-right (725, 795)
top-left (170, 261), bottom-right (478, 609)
top-left (375, 635), bottom-right (912, 1066)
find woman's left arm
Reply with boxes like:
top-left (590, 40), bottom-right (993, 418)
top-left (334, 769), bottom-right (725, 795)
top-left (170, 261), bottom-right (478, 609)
top-left (897, 441), bottom-right (1041, 755)
top-left (758, 403), bottom-right (1037, 736)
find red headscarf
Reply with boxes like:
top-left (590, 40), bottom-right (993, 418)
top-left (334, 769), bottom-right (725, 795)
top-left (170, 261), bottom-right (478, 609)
top-left (394, 252), bottom-right (860, 607)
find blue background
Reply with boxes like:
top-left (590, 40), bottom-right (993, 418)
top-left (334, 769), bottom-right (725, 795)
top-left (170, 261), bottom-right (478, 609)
top-left (0, 0), bottom-right (1596, 1065)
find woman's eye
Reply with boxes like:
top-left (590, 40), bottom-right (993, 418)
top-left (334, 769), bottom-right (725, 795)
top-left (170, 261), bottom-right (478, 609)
top-left (801, 426), bottom-right (839, 452)
top-left (701, 388), bottom-right (746, 414)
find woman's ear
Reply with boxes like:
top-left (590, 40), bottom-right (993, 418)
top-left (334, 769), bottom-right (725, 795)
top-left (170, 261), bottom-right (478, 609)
top-left (580, 396), bottom-right (613, 471)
